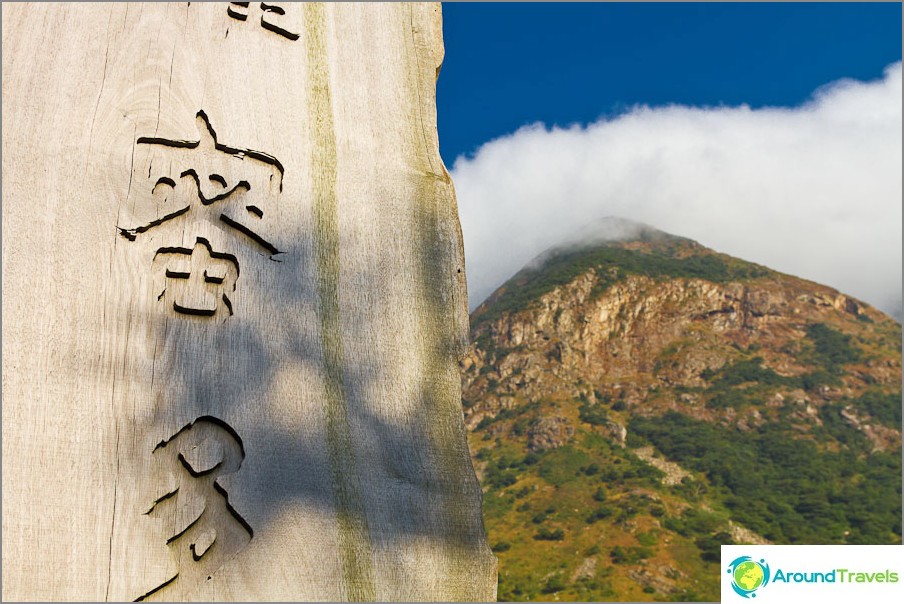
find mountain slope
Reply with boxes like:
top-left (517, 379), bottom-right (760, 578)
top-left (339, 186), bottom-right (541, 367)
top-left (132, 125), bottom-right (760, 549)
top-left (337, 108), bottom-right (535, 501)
top-left (462, 218), bottom-right (902, 601)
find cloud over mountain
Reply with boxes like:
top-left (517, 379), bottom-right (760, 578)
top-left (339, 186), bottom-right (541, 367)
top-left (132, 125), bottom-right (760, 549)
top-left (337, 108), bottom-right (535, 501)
top-left (451, 62), bottom-right (902, 319)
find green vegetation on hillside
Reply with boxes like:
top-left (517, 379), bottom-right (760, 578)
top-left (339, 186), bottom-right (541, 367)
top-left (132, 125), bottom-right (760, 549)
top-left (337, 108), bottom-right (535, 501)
top-left (473, 415), bottom-right (725, 601)
top-left (853, 390), bottom-right (902, 428)
top-left (698, 323), bottom-right (867, 408)
top-left (805, 322), bottom-right (863, 370)
top-left (464, 225), bottom-right (902, 602)
top-left (578, 399), bottom-right (610, 426)
top-left (819, 389), bottom-right (903, 451)
top-left (630, 411), bottom-right (902, 544)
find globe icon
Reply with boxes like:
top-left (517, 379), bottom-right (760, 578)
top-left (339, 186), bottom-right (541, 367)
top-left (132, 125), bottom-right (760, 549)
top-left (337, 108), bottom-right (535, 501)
top-left (733, 560), bottom-right (765, 592)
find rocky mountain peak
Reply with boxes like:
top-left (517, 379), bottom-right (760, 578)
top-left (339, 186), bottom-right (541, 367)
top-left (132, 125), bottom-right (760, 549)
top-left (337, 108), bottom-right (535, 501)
top-left (462, 218), bottom-right (901, 601)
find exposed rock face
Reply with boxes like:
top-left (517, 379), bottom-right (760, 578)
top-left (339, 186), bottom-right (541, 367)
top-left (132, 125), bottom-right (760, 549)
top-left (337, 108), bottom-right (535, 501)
top-left (605, 420), bottom-right (628, 447)
top-left (632, 447), bottom-right (689, 486)
top-left (2, 4), bottom-right (494, 601)
top-left (527, 416), bottom-right (575, 451)
top-left (462, 219), bottom-right (901, 601)
top-left (464, 232), bottom-right (901, 451)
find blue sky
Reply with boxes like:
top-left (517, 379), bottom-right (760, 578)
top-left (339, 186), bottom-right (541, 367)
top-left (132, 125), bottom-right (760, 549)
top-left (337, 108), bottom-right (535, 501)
top-left (439, 3), bottom-right (902, 318)
top-left (438, 2), bottom-right (902, 165)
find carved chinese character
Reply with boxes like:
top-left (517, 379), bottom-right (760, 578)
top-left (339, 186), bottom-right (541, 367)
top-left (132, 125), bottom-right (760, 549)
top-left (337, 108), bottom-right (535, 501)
top-left (227, 2), bottom-right (300, 41)
top-left (136, 417), bottom-right (252, 602)
top-left (118, 110), bottom-right (285, 319)
top-left (154, 238), bottom-right (239, 318)
top-left (119, 110), bottom-right (282, 255)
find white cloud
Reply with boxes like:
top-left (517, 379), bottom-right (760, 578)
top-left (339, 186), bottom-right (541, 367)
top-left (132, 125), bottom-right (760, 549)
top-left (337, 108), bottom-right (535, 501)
top-left (450, 63), bottom-right (903, 320)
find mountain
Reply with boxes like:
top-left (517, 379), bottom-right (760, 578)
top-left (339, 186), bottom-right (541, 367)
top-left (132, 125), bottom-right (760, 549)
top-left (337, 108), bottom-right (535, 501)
top-left (461, 217), bottom-right (902, 602)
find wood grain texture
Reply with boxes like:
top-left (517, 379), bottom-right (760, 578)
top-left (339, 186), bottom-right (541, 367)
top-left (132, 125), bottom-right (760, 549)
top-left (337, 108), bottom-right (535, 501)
top-left (1, 3), bottom-right (496, 601)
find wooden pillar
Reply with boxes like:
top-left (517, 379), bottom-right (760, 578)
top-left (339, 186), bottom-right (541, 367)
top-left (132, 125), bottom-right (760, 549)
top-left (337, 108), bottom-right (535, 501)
top-left (1, 3), bottom-right (496, 600)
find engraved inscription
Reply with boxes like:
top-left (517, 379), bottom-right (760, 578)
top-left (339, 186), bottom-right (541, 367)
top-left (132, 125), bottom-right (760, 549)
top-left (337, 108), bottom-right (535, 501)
top-left (119, 110), bottom-right (282, 252)
top-left (154, 238), bottom-right (239, 318)
top-left (136, 417), bottom-right (252, 602)
top-left (119, 110), bottom-right (285, 319)
top-left (227, 2), bottom-right (300, 41)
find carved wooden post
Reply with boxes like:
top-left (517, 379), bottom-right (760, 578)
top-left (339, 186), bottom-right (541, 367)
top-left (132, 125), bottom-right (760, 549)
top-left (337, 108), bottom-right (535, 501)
top-left (1, 3), bottom-right (496, 601)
